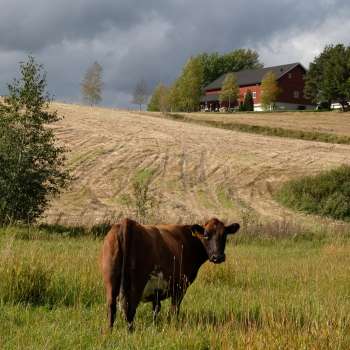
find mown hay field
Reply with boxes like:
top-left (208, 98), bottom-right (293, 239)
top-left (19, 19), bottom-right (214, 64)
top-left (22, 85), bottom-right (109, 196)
top-left (46, 103), bottom-right (350, 228)
top-left (1, 227), bottom-right (350, 349)
top-left (181, 111), bottom-right (350, 137)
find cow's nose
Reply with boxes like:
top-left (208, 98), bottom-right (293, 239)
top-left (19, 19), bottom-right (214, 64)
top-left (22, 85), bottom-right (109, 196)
top-left (211, 254), bottom-right (225, 263)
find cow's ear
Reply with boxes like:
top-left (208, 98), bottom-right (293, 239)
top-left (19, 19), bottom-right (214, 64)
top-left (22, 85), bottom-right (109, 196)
top-left (191, 224), bottom-right (205, 238)
top-left (225, 223), bottom-right (240, 235)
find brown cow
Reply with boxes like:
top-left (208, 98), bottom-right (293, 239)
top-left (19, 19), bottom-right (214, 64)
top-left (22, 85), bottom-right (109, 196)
top-left (101, 217), bottom-right (240, 331)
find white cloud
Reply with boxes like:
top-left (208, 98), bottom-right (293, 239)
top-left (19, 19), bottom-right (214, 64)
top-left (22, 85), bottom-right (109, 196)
top-left (0, 0), bottom-right (349, 106)
top-left (257, 12), bottom-right (350, 67)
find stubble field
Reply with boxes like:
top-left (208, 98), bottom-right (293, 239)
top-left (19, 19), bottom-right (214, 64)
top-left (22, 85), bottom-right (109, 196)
top-left (46, 103), bottom-right (350, 228)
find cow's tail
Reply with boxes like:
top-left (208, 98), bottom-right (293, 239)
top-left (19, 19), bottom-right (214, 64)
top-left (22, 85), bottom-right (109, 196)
top-left (118, 218), bottom-right (133, 309)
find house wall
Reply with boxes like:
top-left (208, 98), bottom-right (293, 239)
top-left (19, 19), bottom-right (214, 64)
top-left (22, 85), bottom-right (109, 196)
top-left (203, 65), bottom-right (314, 111)
top-left (278, 65), bottom-right (311, 105)
top-left (238, 85), bottom-right (261, 104)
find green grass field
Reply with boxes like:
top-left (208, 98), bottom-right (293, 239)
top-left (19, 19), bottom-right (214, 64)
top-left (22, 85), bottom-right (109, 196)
top-left (1, 226), bottom-right (350, 349)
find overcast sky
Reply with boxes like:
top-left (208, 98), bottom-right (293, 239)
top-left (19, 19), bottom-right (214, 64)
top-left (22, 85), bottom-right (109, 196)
top-left (0, 0), bottom-right (349, 108)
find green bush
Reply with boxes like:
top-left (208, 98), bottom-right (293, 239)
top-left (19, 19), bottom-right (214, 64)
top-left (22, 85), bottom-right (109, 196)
top-left (0, 56), bottom-right (70, 225)
top-left (276, 165), bottom-right (350, 221)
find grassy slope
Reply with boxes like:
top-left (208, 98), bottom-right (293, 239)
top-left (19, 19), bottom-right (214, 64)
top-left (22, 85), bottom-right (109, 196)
top-left (276, 165), bottom-right (350, 221)
top-left (178, 111), bottom-right (350, 137)
top-left (45, 103), bottom-right (350, 228)
top-left (1, 228), bottom-right (350, 349)
top-left (153, 112), bottom-right (350, 145)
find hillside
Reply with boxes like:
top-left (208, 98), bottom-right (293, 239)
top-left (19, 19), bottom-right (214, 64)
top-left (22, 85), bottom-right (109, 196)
top-left (181, 111), bottom-right (350, 137)
top-left (46, 103), bottom-right (350, 226)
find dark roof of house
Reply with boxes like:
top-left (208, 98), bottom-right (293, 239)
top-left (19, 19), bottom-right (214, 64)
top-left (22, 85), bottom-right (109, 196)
top-left (204, 63), bottom-right (304, 91)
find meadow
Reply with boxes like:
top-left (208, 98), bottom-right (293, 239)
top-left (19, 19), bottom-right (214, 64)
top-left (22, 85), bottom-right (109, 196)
top-left (2, 103), bottom-right (350, 349)
top-left (1, 225), bottom-right (350, 349)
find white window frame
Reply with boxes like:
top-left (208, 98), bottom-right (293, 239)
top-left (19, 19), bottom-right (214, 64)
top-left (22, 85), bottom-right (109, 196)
top-left (293, 90), bottom-right (299, 99)
top-left (252, 91), bottom-right (256, 99)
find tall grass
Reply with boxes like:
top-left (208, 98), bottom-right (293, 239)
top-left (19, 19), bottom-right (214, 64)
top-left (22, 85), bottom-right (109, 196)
top-left (1, 226), bottom-right (350, 349)
top-left (0, 232), bottom-right (103, 307)
top-left (276, 165), bottom-right (350, 221)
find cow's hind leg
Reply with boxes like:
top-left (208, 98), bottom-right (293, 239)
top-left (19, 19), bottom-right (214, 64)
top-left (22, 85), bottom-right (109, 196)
top-left (122, 283), bottom-right (145, 332)
top-left (106, 283), bottom-right (118, 330)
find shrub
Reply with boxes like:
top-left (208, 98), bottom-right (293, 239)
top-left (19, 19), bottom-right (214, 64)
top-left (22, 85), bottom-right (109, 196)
top-left (243, 90), bottom-right (254, 111)
top-left (276, 165), bottom-right (350, 221)
top-left (120, 168), bottom-right (158, 223)
top-left (0, 56), bottom-right (70, 225)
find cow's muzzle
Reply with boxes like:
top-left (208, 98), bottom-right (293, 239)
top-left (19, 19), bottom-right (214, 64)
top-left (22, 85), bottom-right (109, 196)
top-left (210, 254), bottom-right (225, 264)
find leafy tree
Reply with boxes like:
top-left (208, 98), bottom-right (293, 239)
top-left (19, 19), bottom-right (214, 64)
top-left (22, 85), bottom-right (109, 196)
top-left (147, 83), bottom-right (170, 113)
top-left (0, 56), bottom-right (71, 224)
top-left (158, 86), bottom-right (170, 113)
top-left (243, 90), bottom-right (254, 111)
top-left (304, 44), bottom-right (350, 110)
top-left (219, 73), bottom-right (239, 109)
top-left (168, 79), bottom-right (182, 112)
top-left (261, 71), bottom-right (280, 110)
top-left (198, 49), bottom-right (263, 87)
top-left (179, 56), bottom-right (204, 112)
top-left (169, 57), bottom-right (204, 112)
top-left (81, 61), bottom-right (103, 105)
top-left (132, 79), bottom-right (149, 111)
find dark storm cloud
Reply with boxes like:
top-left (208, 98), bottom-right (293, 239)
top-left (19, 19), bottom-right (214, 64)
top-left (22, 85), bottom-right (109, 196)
top-left (0, 0), bottom-right (349, 107)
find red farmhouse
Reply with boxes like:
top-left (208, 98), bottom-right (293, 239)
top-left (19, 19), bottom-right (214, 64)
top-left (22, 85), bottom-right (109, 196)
top-left (200, 63), bottom-right (314, 111)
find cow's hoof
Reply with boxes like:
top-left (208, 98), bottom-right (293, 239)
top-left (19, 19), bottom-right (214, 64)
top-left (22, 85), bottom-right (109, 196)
top-left (127, 323), bottom-right (134, 333)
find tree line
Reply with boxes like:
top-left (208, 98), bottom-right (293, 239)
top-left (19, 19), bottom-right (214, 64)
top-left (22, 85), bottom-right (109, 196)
top-left (148, 49), bottom-right (262, 112)
top-left (148, 43), bottom-right (350, 112)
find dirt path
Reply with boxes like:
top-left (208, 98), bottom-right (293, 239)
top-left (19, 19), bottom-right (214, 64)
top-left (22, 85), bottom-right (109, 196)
top-left (46, 103), bottom-right (350, 226)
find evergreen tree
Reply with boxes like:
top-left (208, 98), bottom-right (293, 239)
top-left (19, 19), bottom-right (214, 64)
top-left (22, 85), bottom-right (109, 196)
top-left (261, 71), bottom-right (280, 110)
top-left (304, 44), bottom-right (350, 110)
top-left (219, 73), bottom-right (239, 109)
top-left (0, 56), bottom-right (71, 224)
top-left (243, 90), bottom-right (254, 111)
top-left (81, 61), bottom-right (103, 105)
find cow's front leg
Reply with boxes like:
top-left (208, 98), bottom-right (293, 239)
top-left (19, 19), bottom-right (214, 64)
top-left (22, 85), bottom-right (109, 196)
top-left (152, 290), bottom-right (162, 323)
top-left (170, 292), bottom-right (184, 319)
top-left (125, 302), bottom-right (136, 332)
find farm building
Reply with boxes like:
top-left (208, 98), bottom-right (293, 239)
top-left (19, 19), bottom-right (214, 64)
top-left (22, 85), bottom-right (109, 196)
top-left (201, 63), bottom-right (314, 111)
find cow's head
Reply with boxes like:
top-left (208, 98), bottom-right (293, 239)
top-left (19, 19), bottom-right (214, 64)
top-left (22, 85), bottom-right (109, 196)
top-left (192, 218), bottom-right (240, 264)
